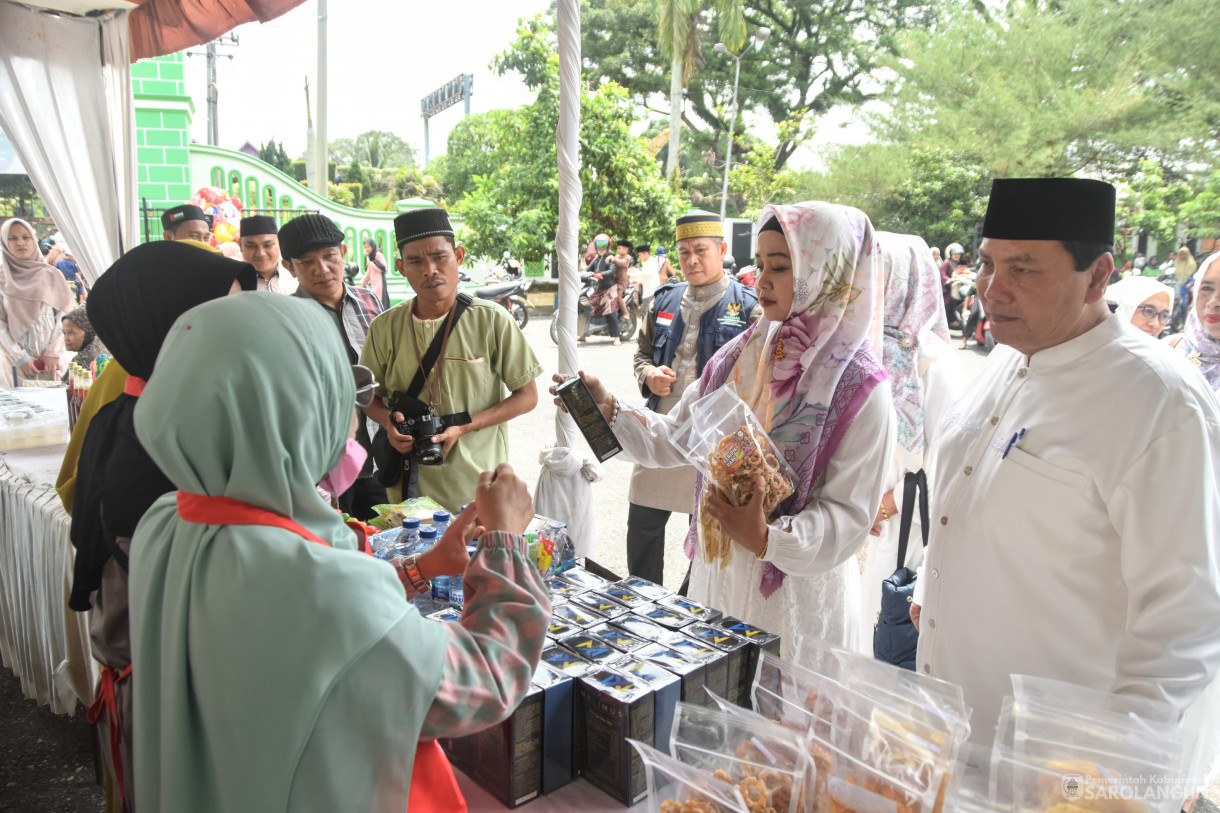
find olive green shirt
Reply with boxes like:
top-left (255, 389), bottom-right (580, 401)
top-left (360, 298), bottom-right (542, 512)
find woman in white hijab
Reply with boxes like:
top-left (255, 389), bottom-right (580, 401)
top-left (1105, 276), bottom-right (1174, 338)
top-left (0, 218), bottom-right (74, 385)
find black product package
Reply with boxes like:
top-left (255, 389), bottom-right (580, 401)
top-left (532, 664), bottom-right (576, 794)
top-left (568, 591), bottom-right (631, 621)
top-left (685, 622), bottom-right (754, 707)
top-left (596, 584), bottom-right (651, 610)
top-left (547, 617), bottom-right (579, 640)
top-left (544, 576), bottom-right (586, 598)
top-left (613, 575), bottom-right (672, 602)
top-left (611, 614), bottom-right (685, 646)
top-left (550, 602), bottom-right (606, 630)
top-left (556, 375), bottom-right (623, 462)
top-left (586, 622), bottom-right (650, 654)
top-left (655, 593), bottom-right (724, 626)
top-left (610, 655), bottom-right (682, 756)
top-left (559, 631), bottom-right (624, 666)
top-left (540, 644), bottom-right (594, 678)
top-left (635, 603), bottom-right (696, 630)
top-left (713, 616), bottom-right (782, 692)
top-left (633, 642), bottom-right (707, 705)
top-left (556, 565), bottom-right (611, 592)
top-left (578, 668), bottom-right (654, 805)
top-left (667, 635), bottom-right (729, 705)
top-left (441, 683), bottom-right (543, 808)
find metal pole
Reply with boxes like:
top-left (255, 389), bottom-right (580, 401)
top-left (206, 41), bottom-right (218, 146)
top-left (719, 53), bottom-right (740, 222)
top-left (464, 74), bottom-right (472, 117)
top-left (313, 0), bottom-right (328, 194)
top-left (424, 118), bottom-right (430, 167)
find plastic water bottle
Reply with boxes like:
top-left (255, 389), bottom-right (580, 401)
top-left (395, 517), bottom-right (421, 557)
top-left (430, 512), bottom-right (453, 600)
top-left (432, 510), bottom-right (452, 537)
top-left (449, 544), bottom-right (478, 610)
top-left (414, 526), bottom-right (438, 555)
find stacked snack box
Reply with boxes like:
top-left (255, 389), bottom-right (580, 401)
top-left (431, 561), bottom-right (783, 807)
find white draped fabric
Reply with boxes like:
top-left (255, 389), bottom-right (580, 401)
top-left (534, 0), bottom-right (600, 552)
top-left (0, 2), bottom-right (136, 285)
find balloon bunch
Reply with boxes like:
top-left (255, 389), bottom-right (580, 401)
top-left (189, 186), bottom-right (244, 245)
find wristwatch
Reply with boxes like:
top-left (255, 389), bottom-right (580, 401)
top-left (394, 553), bottom-right (431, 595)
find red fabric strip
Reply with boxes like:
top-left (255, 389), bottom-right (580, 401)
top-left (123, 376), bottom-right (147, 397)
top-left (175, 492), bottom-right (331, 547)
top-left (87, 665), bottom-right (133, 813)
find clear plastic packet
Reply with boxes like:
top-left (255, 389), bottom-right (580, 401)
top-left (628, 738), bottom-right (751, 813)
top-left (368, 497), bottom-right (446, 530)
top-left (991, 696), bottom-right (1186, 813)
top-left (669, 701), bottom-right (811, 813)
top-left (793, 637), bottom-right (971, 741)
top-left (525, 514), bottom-right (577, 576)
top-left (367, 528), bottom-right (402, 557)
top-left (672, 387), bottom-right (797, 568)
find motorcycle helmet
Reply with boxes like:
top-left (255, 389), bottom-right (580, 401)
top-left (946, 243), bottom-right (965, 257)
top-left (593, 233), bottom-right (610, 250)
top-left (655, 246), bottom-right (666, 256)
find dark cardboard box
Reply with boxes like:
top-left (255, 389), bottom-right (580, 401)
top-left (633, 642), bottom-right (707, 705)
top-left (441, 683), bottom-right (543, 808)
top-left (556, 566), bottom-right (612, 592)
top-left (596, 584), bottom-right (652, 610)
top-left (568, 591), bottom-right (631, 621)
top-left (667, 635), bottom-right (729, 705)
top-left (655, 593), bottom-right (724, 626)
top-left (558, 631), bottom-right (623, 666)
top-left (684, 622), bottom-right (754, 707)
top-left (539, 644), bottom-right (595, 678)
top-left (546, 617), bottom-right (579, 640)
top-left (586, 622), bottom-right (650, 654)
top-left (713, 616), bottom-right (782, 690)
top-left (635, 603), bottom-right (697, 630)
top-left (550, 601), bottom-right (606, 629)
top-left (578, 668), bottom-right (655, 806)
top-left (611, 614), bottom-right (685, 645)
top-left (544, 576), bottom-right (587, 599)
top-left (613, 575), bottom-right (673, 602)
top-left (610, 655), bottom-right (682, 756)
top-left (532, 664), bottom-right (576, 794)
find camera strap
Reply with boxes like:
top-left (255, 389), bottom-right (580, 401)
top-left (406, 292), bottom-right (473, 409)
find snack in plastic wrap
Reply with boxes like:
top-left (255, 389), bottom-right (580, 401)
top-left (369, 497), bottom-right (446, 530)
top-left (673, 388), bottom-right (795, 568)
top-left (629, 739), bottom-right (751, 813)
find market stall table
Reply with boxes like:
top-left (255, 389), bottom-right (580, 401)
top-left (456, 769), bottom-right (646, 811)
top-left (0, 386), bottom-right (95, 714)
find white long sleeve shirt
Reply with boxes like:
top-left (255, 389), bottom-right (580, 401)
top-left (916, 314), bottom-right (1220, 744)
top-left (0, 296), bottom-right (65, 385)
top-left (612, 379), bottom-right (895, 654)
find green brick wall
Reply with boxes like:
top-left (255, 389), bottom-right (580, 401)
top-left (133, 54), bottom-right (194, 236)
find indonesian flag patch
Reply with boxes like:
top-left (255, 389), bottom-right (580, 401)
top-left (656, 310), bottom-right (675, 327)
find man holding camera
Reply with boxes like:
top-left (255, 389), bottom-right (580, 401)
top-left (277, 214), bottom-right (387, 518)
top-left (361, 209), bottom-right (541, 512)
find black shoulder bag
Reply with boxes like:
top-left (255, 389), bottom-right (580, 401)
top-left (873, 468), bottom-right (929, 671)
top-left (370, 293), bottom-right (473, 489)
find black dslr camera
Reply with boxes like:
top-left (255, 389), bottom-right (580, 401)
top-left (397, 412), bottom-right (446, 466)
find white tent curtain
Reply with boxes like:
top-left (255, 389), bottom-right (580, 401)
top-left (0, 2), bottom-right (136, 285)
top-left (535, 0), bottom-right (599, 556)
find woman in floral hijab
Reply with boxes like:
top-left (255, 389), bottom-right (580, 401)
top-left (554, 202), bottom-right (896, 653)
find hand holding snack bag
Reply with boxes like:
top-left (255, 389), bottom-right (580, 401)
top-left (673, 387), bottom-right (796, 568)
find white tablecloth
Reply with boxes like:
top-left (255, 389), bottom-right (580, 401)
top-left (0, 386), bottom-right (95, 714)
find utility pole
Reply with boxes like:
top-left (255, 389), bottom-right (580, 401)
top-left (420, 74), bottom-right (473, 166)
top-left (305, 76), bottom-right (316, 192)
top-left (188, 34), bottom-right (238, 147)
top-left (313, 0), bottom-right (329, 195)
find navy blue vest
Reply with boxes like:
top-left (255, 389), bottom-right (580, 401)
top-left (645, 279), bottom-right (757, 410)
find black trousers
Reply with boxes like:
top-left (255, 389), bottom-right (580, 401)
top-left (338, 475), bottom-right (388, 522)
top-left (626, 503), bottom-right (689, 584)
top-left (606, 310), bottom-right (621, 338)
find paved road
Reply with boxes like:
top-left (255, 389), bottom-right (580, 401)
top-left (504, 311), bottom-right (990, 592)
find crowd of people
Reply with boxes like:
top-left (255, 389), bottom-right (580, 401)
top-left (6, 174), bottom-right (1215, 810)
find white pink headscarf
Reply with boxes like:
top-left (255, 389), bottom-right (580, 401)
top-left (878, 232), bottom-right (950, 457)
top-left (1, 218), bottom-right (74, 335)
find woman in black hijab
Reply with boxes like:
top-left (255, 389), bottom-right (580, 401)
top-left (70, 240), bottom-right (256, 813)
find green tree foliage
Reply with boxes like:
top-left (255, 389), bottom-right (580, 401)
top-left (727, 140), bottom-right (797, 220)
top-left (1181, 172), bottom-right (1220, 242)
top-left (0, 175), bottom-right (42, 217)
top-left (452, 15), bottom-right (684, 262)
top-left (1116, 161), bottom-right (1193, 251)
top-left (435, 109), bottom-right (522, 203)
top-left (582, 0), bottom-right (935, 173)
top-left (258, 139), bottom-right (292, 174)
top-left (329, 131), bottom-right (416, 170)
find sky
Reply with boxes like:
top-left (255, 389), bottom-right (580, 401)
top-left (184, 0), bottom-right (867, 171)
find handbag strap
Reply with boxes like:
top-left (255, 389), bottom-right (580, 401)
top-left (405, 292), bottom-right (472, 402)
top-left (894, 469), bottom-right (930, 571)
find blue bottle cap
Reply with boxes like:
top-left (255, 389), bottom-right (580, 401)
top-left (402, 517), bottom-right (420, 529)
top-left (433, 510), bottom-right (452, 523)
top-left (420, 527), bottom-right (438, 539)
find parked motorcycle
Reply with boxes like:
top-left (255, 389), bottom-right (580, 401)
top-left (549, 271), bottom-right (640, 344)
top-left (960, 282), bottom-right (995, 350)
top-left (736, 265), bottom-right (758, 287)
top-left (472, 275), bottom-right (533, 329)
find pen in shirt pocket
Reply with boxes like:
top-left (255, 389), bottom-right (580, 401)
top-left (1002, 428), bottom-right (1027, 460)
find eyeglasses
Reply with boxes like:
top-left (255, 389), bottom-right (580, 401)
top-left (1136, 304), bottom-right (1172, 324)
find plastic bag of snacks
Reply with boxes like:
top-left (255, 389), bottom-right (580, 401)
top-left (991, 697), bottom-right (1183, 813)
top-left (628, 738), bottom-right (751, 813)
top-left (681, 695), bottom-right (817, 813)
top-left (369, 497), bottom-right (446, 530)
top-left (524, 514), bottom-right (577, 577)
top-left (793, 637), bottom-right (971, 742)
top-left (752, 653), bottom-right (961, 813)
top-left (672, 387), bottom-right (796, 569)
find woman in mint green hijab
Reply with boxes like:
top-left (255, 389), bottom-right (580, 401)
top-left (129, 293), bottom-right (549, 812)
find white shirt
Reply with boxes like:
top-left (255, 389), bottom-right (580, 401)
top-left (637, 257), bottom-right (662, 300)
top-left (613, 379), bottom-right (895, 655)
top-left (916, 314), bottom-right (1220, 743)
top-left (256, 268), bottom-right (298, 295)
